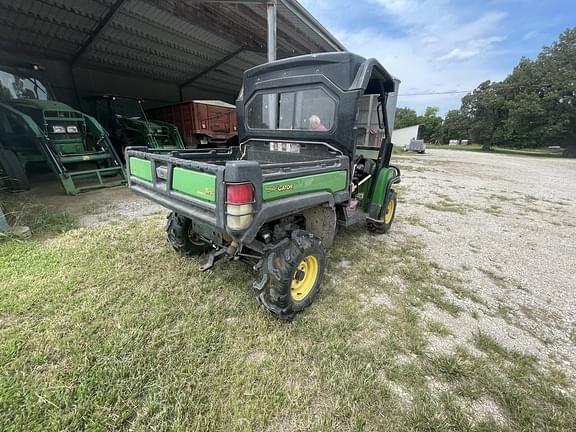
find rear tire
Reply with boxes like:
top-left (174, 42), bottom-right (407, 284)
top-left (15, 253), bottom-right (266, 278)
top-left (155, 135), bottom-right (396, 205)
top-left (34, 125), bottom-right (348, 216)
top-left (254, 230), bottom-right (325, 320)
top-left (166, 212), bottom-right (211, 256)
top-left (303, 206), bottom-right (336, 250)
top-left (367, 189), bottom-right (397, 234)
top-left (0, 148), bottom-right (30, 191)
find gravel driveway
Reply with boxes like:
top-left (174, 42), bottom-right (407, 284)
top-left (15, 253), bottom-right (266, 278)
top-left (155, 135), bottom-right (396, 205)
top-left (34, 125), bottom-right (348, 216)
top-left (394, 149), bottom-right (576, 380)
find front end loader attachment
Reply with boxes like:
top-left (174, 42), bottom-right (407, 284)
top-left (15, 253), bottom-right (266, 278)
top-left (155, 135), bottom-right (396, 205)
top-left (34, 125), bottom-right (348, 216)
top-left (39, 114), bottom-right (126, 195)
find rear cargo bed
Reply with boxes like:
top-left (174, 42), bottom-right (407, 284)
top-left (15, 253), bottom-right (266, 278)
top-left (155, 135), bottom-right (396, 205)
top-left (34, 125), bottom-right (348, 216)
top-left (126, 146), bottom-right (350, 243)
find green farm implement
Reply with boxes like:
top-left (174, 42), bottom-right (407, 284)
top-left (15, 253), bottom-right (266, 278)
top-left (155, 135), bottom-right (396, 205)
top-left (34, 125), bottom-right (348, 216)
top-left (84, 95), bottom-right (184, 156)
top-left (0, 64), bottom-right (125, 195)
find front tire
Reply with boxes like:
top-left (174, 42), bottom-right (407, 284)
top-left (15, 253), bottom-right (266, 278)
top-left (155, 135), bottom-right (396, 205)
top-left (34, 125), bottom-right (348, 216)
top-left (166, 212), bottom-right (211, 256)
top-left (254, 230), bottom-right (325, 320)
top-left (367, 189), bottom-right (397, 234)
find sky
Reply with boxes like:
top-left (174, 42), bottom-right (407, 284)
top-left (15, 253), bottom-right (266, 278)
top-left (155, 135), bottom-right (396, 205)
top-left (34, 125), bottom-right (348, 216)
top-left (299, 0), bottom-right (575, 116)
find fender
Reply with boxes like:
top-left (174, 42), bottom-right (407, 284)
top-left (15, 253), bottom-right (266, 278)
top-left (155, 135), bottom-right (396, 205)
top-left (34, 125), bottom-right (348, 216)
top-left (239, 191), bottom-right (336, 243)
top-left (367, 165), bottom-right (401, 219)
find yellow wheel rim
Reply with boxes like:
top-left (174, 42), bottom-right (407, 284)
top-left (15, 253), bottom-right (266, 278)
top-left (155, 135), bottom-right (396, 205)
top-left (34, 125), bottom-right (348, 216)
top-left (384, 198), bottom-right (395, 224)
top-left (291, 256), bottom-right (319, 301)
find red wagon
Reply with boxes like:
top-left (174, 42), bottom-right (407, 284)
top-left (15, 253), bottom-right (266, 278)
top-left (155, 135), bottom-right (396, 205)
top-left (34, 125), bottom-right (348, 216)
top-left (147, 100), bottom-right (237, 147)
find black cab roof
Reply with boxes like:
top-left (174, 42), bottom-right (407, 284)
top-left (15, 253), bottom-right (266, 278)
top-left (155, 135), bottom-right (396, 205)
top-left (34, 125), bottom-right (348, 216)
top-left (243, 52), bottom-right (397, 93)
top-left (236, 52), bottom-right (399, 158)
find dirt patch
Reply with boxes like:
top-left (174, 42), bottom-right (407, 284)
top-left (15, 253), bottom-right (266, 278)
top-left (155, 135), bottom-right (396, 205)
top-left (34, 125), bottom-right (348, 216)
top-left (465, 396), bottom-right (508, 426)
top-left (426, 377), bottom-right (451, 396)
top-left (388, 382), bottom-right (414, 407)
top-left (15, 180), bottom-right (164, 227)
top-left (245, 350), bottom-right (269, 364)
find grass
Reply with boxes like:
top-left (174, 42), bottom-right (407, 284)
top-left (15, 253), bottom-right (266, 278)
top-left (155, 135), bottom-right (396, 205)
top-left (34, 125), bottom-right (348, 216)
top-left (427, 321), bottom-right (452, 337)
top-left (402, 214), bottom-right (437, 232)
top-left (0, 193), bottom-right (78, 238)
top-left (426, 144), bottom-right (562, 158)
top-left (425, 192), bottom-right (504, 218)
top-left (483, 204), bottom-right (503, 216)
top-left (480, 268), bottom-right (513, 290)
top-left (1, 217), bottom-right (575, 431)
top-left (495, 302), bottom-right (516, 321)
top-left (519, 304), bottom-right (559, 325)
top-left (479, 268), bottom-right (526, 292)
top-left (490, 194), bottom-right (510, 202)
top-left (570, 327), bottom-right (576, 345)
top-left (424, 200), bottom-right (470, 215)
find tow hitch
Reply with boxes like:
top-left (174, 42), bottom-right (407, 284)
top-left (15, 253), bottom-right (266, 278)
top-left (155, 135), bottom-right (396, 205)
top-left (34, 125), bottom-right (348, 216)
top-left (199, 248), bottom-right (227, 272)
top-left (199, 241), bottom-right (241, 272)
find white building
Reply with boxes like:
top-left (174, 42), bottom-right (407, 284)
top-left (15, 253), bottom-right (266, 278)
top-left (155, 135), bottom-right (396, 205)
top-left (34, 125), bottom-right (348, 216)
top-left (392, 125), bottom-right (420, 148)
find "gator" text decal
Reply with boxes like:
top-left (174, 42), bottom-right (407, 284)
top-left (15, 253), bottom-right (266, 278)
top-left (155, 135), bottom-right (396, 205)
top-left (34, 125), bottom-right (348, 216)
top-left (265, 184), bottom-right (294, 193)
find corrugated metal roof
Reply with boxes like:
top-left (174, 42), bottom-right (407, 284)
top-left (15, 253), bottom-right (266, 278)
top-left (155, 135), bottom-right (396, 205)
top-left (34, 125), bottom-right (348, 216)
top-left (0, 0), bottom-right (345, 99)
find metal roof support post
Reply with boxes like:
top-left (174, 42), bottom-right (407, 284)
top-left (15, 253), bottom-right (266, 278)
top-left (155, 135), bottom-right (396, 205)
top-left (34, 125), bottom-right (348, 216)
top-left (267, 0), bottom-right (277, 62)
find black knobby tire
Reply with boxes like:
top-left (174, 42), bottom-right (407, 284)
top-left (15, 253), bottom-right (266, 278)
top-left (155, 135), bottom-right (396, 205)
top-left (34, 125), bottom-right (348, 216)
top-left (0, 148), bottom-right (30, 191)
top-left (368, 189), bottom-right (397, 234)
top-left (303, 206), bottom-right (336, 250)
top-left (166, 212), bottom-right (211, 256)
top-left (254, 230), bottom-right (326, 320)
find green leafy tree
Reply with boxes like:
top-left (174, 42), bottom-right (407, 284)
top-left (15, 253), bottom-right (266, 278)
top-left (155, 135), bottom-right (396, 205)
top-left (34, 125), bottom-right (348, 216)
top-left (459, 27), bottom-right (576, 155)
top-left (394, 107), bottom-right (419, 129)
top-left (499, 73), bottom-right (547, 148)
top-left (531, 28), bottom-right (576, 156)
top-left (441, 109), bottom-right (469, 144)
top-left (461, 81), bottom-right (507, 151)
top-left (418, 106), bottom-right (443, 143)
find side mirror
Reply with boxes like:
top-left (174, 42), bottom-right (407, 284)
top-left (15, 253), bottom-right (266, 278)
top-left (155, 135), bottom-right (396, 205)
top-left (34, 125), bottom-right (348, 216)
top-left (376, 102), bottom-right (384, 129)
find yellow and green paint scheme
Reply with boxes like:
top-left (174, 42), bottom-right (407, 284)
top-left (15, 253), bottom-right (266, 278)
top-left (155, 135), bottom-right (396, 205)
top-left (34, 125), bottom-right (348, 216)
top-left (129, 158), bottom-right (353, 205)
top-left (129, 157), bottom-right (395, 212)
top-left (262, 171), bottom-right (347, 201)
top-left (129, 157), bottom-right (217, 203)
top-left (129, 157), bottom-right (394, 211)
top-left (172, 167), bottom-right (216, 202)
top-left (356, 166), bottom-right (396, 212)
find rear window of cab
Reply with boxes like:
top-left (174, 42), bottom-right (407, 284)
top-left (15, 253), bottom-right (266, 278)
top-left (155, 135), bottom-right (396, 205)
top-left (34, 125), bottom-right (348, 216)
top-left (246, 88), bottom-right (336, 132)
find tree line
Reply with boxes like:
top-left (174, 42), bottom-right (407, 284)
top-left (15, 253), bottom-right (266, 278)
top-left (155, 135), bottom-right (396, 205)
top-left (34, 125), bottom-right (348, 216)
top-left (394, 27), bottom-right (576, 157)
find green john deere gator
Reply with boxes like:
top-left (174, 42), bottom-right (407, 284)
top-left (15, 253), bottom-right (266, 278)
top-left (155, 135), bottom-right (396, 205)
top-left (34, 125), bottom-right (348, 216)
top-left (126, 52), bottom-right (401, 319)
top-left (0, 64), bottom-right (125, 194)
top-left (84, 95), bottom-right (184, 157)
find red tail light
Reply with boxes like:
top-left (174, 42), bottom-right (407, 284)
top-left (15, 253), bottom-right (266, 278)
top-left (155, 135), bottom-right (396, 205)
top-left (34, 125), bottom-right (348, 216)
top-left (226, 183), bottom-right (255, 230)
top-left (226, 183), bottom-right (255, 204)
